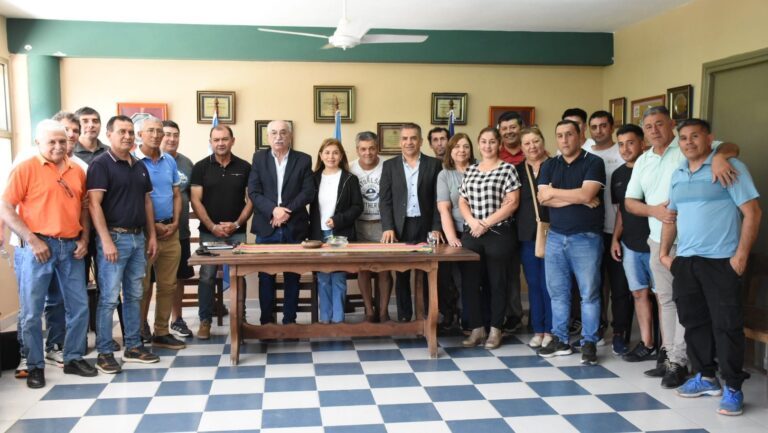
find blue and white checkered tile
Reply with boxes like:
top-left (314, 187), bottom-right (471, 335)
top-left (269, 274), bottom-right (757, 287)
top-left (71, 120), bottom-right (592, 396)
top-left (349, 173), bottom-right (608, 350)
top-left (2, 317), bottom-right (767, 433)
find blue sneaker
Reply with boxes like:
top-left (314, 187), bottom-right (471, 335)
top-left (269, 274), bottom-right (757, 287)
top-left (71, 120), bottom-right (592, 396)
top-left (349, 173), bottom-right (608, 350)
top-left (718, 386), bottom-right (744, 416)
top-left (676, 373), bottom-right (722, 397)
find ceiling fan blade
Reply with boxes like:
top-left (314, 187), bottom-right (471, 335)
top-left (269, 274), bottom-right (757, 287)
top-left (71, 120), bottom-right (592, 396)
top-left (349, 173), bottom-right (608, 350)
top-left (321, 43), bottom-right (337, 50)
top-left (360, 34), bottom-right (429, 44)
top-left (258, 28), bottom-right (329, 40)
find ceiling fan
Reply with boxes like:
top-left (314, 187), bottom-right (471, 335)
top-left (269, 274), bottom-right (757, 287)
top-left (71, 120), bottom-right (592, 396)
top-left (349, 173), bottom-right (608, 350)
top-left (257, 0), bottom-right (428, 50)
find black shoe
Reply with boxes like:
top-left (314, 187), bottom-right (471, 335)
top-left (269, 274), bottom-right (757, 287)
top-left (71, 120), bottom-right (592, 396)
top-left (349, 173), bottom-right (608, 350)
top-left (661, 362), bottom-right (688, 389)
top-left (644, 347), bottom-right (667, 377)
top-left (538, 336), bottom-right (573, 358)
top-left (140, 321), bottom-right (152, 344)
top-left (64, 359), bottom-right (98, 377)
top-left (623, 343), bottom-right (655, 362)
top-left (581, 341), bottom-right (598, 365)
top-left (123, 345), bottom-right (160, 364)
top-left (110, 339), bottom-right (121, 352)
top-left (27, 368), bottom-right (45, 389)
top-left (502, 317), bottom-right (522, 335)
top-left (96, 353), bottom-right (122, 374)
top-left (170, 319), bottom-right (193, 338)
top-left (152, 334), bottom-right (186, 350)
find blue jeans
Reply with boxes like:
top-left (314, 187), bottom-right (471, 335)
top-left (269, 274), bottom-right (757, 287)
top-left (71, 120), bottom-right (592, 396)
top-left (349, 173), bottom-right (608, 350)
top-left (198, 231), bottom-right (247, 322)
top-left (14, 253), bottom-right (65, 357)
top-left (520, 241), bottom-right (552, 334)
top-left (256, 227), bottom-right (300, 324)
top-left (318, 230), bottom-right (347, 323)
top-left (96, 232), bottom-right (146, 353)
top-left (544, 231), bottom-right (603, 344)
top-left (18, 237), bottom-right (89, 369)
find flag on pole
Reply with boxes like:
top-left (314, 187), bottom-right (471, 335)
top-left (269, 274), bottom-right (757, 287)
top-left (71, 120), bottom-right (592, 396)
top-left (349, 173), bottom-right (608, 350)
top-left (448, 109), bottom-right (455, 137)
top-left (334, 109), bottom-right (342, 141)
top-left (210, 98), bottom-right (230, 289)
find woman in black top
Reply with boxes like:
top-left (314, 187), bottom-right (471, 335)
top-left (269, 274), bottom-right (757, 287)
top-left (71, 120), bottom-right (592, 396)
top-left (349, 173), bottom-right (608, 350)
top-left (515, 126), bottom-right (552, 348)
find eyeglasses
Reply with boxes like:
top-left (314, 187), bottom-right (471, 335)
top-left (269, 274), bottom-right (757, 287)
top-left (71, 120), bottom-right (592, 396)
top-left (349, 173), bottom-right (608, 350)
top-left (58, 178), bottom-right (74, 198)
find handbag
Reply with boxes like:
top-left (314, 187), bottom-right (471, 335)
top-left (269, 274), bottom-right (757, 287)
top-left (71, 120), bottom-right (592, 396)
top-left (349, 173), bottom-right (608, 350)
top-left (525, 162), bottom-right (550, 258)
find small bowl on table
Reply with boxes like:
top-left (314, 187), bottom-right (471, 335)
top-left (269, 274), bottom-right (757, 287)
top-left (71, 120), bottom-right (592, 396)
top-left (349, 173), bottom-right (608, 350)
top-left (301, 240), bottom-right (323, 249)
top-left (326, 236), bottom-right (348, 248)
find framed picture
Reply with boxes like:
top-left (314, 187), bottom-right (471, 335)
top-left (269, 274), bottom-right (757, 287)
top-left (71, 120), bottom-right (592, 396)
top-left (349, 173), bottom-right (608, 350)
top-left (255, 120), bottom-right (293, 151)
top-left (314, 86), bottom-right (355, 123)
top-left (488, 106), bottom-right (536, 128)
top-left (630, 95), bottom-right (666, 126)
top-left (376, 122), bottom-right (405, 155)
top-left (117, 102), bottom-right (168, 122)
top-left (609, 97), bottom-right (626, 127)
top-left (431, 93), bottom-right (467, 125)
top-left (667, 85), bottom-right (693, 122)
top-left (197, 91), bottom-right (236, 124)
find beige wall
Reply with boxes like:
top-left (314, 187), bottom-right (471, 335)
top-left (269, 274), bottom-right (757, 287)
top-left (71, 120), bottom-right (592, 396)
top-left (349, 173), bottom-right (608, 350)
top-left (602, 0), bottom-right (768, 118)
top-left (60, 59), bottom-right (603, 163)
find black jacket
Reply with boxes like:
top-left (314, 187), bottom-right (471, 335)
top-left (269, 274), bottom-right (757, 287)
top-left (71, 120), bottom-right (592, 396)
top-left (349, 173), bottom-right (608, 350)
top-left (309, 169), bottom-right (363, 241)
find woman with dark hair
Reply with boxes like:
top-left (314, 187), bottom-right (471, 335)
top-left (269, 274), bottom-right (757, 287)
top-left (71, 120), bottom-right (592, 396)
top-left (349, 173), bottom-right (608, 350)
top-left (516, 126), bottom-right (553, 348)
top-left (459, 127), bottom-right (521, 349)
top-left (310, 138), bottom-right (363, 323)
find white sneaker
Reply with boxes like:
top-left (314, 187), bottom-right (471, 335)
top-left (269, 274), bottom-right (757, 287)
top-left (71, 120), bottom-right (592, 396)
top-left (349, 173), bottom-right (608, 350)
top-left (528, 335), bottom-right (544, 348)
top-left (541, 334), bottom-right (553, 348)
top-left (45, 345), bottom-right (64, 367)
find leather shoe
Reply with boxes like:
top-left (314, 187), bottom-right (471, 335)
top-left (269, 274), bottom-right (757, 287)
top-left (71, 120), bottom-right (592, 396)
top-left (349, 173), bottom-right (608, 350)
top-left (27, 368), bottom-right (45, 389)
top-left (484, 327), bottom-right (503, 349)
top-left (462, 327), bottom-right (487, 347)
top-left (64, 359), bottom-right (98, 377)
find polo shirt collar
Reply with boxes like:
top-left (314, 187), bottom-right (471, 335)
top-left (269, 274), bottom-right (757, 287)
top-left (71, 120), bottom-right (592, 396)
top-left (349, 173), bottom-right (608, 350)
top-left (34, 153), bottom-right (75, 169)
top-left (133, 145), bottom-right (166, 161)
top-left (107, 148), bottom-right (139, 164)
top-left (74, 139), bottom-right (108, 154)
top-left (678, 149), bottom-right (716, 173)
top-left (555, 149), bottom-right (587, 164)
top-left (209, 153), bottom-right (235, 167)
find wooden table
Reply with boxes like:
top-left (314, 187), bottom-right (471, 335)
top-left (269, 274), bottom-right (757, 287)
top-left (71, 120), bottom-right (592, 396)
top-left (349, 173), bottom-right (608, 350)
top-left (188, 244), bottom-right (479, 364)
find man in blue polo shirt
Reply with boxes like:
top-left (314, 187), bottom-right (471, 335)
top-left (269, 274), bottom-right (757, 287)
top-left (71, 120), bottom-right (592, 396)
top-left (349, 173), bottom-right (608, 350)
top-left (134, 117), bottom-right (185, 350)
top-left (660, 119), bottom-right (761, 416)
top-left (536, 119), bottom-right (605, 365)
top-left (88, 115), bottom-right (159, 374)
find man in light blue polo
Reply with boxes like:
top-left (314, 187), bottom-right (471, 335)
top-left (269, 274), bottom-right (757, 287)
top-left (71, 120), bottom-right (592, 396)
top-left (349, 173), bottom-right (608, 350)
top-left (134, 117), bottom-right (185, 350)
top-left (659, 118), bottom-right (760, 416)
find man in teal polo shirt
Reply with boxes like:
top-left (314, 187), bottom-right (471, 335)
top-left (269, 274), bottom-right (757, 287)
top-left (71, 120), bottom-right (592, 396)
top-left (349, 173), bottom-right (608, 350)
top-left (625, 106), bottom-right (739, 388)
top-left (659, 118), bottom-right (760, 416)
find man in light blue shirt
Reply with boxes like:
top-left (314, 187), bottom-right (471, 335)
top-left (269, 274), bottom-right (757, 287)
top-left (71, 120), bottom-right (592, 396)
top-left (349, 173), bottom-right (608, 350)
top-left (659, 118), bottom-right (761, 417)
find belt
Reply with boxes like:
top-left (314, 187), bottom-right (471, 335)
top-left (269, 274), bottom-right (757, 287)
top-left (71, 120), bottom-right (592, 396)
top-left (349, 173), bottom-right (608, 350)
top-left (34, 233), bottom-right (78, 242)
top-left (155, 218), bottom-right (173, 225)
top-left (108, 227), bottom-right (143, 234)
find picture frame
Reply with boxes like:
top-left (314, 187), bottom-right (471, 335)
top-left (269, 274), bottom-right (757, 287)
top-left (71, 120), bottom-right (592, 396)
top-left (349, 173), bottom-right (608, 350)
top-left (431, 92), bottom-right (467, 125)
top-left (314, 86), bottom-right (355, 123)
top-left (117, 102), bottom-right (168, 122)
top-left (376, 122), bottom-right (406, 155)
top-left (255, 120), bottom-right (293, 151)
top-left (630, 94), bottom-right (666, 126)
top-left (609, 97), bottom-right (626, 127)
top-left (667, 85), bottom-right (693, 122)
top-left (488, 106), bottom-right (536, 128)
top-left (197, 91), bottom-right (236, 124)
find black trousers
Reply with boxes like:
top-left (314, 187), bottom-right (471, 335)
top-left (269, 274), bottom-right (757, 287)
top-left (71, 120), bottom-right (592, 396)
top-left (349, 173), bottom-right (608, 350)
top-left (672, 256), bottom-right (747, 389)
top-left (505, 240), bottom-right (523, 326)
top-left (395, 217), bottom-right (428, 320)
top-left (602, 233), bottom-right (633, 335)
top-left (460, 223), bottom-right (516, 329)
top-left (438, 229), bottom-right (462, 323)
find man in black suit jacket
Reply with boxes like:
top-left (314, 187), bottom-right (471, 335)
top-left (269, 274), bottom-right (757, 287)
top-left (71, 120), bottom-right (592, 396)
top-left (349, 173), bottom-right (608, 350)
top-left (248, 120), bottom-right (315, 324)
top-left (380, 123), bottom-right (443, 321)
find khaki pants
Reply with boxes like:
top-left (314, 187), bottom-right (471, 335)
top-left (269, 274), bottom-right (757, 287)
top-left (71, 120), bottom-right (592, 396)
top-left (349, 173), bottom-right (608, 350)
top-left (648, 239), bottom-right (687, 366)
top-left (142, 230), bottom-right (181, 336)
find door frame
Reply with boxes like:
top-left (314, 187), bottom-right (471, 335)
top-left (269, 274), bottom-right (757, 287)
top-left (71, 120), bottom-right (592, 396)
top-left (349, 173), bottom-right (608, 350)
top-left (701, 47), bottom-right (768, 119)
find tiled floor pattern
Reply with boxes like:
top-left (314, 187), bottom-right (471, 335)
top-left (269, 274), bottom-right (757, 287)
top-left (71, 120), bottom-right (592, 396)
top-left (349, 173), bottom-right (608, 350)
top-left (1, 315), bottom-right (767, 433)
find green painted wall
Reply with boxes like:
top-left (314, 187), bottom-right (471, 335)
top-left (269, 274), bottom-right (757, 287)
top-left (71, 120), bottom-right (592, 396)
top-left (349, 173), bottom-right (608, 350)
top-left (7, 19), bottom-right (613, 66)
top-left (27, 55), bottom-right (60, 127)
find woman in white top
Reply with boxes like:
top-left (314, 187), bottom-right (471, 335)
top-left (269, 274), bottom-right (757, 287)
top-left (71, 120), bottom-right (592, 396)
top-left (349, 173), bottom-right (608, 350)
top-left (309, 138), bottom-right (363, 323)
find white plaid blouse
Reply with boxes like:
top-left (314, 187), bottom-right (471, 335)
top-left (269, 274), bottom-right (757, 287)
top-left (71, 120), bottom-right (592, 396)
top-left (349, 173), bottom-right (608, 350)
top-left (459, 161), bottom-right (521, 224)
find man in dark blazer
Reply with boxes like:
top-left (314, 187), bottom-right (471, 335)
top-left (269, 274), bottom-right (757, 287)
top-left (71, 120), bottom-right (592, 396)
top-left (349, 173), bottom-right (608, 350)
top-left (380, 123), bottom-right (443, 321)
top-left (248, 120), bottom-right (315, 324)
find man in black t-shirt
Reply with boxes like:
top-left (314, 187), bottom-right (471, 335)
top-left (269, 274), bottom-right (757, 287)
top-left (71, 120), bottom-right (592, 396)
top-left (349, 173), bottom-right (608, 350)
top-left (610, 124), bottom-right (655, 362)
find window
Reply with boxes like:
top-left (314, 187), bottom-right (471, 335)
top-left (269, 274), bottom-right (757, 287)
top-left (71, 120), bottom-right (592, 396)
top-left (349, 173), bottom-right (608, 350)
top-left (0, 57), bottom-right (11, 192)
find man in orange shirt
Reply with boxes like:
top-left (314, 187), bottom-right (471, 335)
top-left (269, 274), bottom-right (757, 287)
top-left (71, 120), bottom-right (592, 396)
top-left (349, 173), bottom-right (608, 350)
top-left (0, 120), bottom-right (96, 388)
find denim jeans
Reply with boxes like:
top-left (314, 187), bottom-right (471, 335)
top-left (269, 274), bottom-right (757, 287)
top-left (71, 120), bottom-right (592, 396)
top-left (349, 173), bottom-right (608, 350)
top-left (14, 253), bottom-right (65, 357)
top-left (520, 240), bottom-right (551, 334)
top-left (17, 237), bottom-right (89, 369)
top-left (317, 230), bottom-right (348, 323)
top-left (544, 230), bottom-right (603, 344)
top-left (256, 227), bottom-right (300, 324)
top-left (96, 232), bottom-right (146, 353)
top-left (198, 231), bottom-right (247, 322)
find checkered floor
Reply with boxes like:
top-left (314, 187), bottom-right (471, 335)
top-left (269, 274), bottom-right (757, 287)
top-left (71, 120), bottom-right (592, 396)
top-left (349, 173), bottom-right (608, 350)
top-left (1, 312), bottom-right (767, 433)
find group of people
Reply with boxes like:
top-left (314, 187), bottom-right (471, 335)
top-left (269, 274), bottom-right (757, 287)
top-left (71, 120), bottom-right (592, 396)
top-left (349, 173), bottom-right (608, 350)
top-left (1, 105), bottom-right (761, 417)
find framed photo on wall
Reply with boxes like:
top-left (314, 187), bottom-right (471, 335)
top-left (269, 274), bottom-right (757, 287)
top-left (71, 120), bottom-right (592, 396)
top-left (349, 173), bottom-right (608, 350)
top-left (376, 122), bottom-right (405, 155)
top-left (609, 97), bottom-right (626, 127)
top-left (314, 86), bottom-right (355, 123)
top-left (117, 102), bottom-right (168, 122)
top-left (488, 106), bottom-right (536, 128)
top-left (431, 93), bottom-right (467, 125)
top-left (630, 94), bottom-right (665, 125)
top-left (667, 85), bottom-right (693, 122)
top-left (255, 120), bottom-right (293, 151)
top-left (197, 91), bottom-right (236, 124)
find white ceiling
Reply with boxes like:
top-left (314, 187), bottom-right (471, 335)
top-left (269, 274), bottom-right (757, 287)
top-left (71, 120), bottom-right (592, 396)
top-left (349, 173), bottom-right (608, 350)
top-left (0, 0), bottom-right (692, 33)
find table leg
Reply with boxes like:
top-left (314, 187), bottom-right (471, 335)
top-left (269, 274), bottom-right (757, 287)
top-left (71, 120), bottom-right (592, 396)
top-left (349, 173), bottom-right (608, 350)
top-left (414, 270), bottom-right (425, 321)
top-left (229, 266), bottom-right (241, 365)
top-left (426, 262), bottom-right (439, 358)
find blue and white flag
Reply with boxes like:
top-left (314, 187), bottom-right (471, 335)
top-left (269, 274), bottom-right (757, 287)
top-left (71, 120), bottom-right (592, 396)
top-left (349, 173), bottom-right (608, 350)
top-left (448, 109), bottom-right (455, 137)
top-left (334, 109), bottom-right (342, 141)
